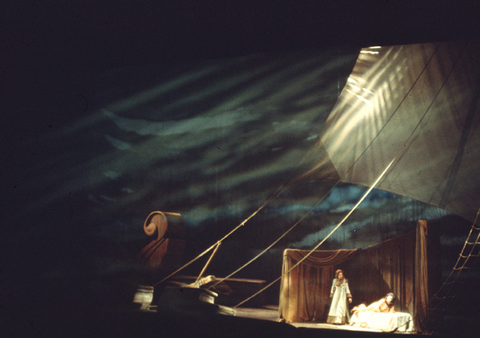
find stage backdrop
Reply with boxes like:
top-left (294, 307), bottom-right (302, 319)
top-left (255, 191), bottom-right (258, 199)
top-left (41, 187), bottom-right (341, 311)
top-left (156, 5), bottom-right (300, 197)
top-left (278, 220), bottom-right (441, 331)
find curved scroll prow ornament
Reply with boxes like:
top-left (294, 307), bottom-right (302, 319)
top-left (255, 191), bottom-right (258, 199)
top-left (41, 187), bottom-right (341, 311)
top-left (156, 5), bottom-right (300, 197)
top-left (137, 211), bottom-right (186, 277)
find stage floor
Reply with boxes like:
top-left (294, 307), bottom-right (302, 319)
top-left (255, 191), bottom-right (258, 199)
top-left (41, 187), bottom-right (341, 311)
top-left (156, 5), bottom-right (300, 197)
top-left (233, 306), bottom-right (420, 335)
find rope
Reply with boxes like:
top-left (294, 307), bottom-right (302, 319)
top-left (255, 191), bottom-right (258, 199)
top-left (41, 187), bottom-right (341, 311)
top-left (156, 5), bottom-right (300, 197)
top-left (153, 241), bottom-right (221, 287)
top-left (430, 206), bottom-right (480, 311)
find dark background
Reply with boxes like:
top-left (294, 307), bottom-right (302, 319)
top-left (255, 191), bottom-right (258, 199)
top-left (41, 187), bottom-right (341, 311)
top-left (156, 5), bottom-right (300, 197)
top-left (2, 1), bottom-right (480, 336)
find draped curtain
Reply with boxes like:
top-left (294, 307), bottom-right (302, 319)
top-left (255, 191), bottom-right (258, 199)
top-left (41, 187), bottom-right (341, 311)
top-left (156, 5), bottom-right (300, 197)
top-left (278, 221), bottom-right (436, 331)
top-left (278, 249), bottom-right (359, 322)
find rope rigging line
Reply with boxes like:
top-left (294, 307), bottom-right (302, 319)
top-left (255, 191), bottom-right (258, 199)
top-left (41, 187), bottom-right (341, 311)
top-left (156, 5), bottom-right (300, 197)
top-left (153, 185), bottom-right (287, 286)
top-left (430, 206), bottom-right (480, 312)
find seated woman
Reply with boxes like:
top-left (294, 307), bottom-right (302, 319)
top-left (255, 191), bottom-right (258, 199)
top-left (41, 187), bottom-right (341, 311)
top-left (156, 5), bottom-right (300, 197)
top-left (351, 292), bottom-right (396, 314)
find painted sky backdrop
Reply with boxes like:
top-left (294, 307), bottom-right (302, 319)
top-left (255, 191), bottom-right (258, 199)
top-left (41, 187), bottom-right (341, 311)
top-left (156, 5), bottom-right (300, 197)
top-left (5, 45), bottom-right (469, 290)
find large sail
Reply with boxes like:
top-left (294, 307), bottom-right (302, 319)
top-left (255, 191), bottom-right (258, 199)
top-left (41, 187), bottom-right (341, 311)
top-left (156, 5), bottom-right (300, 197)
top-left (320, 41), bottom-right (480, 223)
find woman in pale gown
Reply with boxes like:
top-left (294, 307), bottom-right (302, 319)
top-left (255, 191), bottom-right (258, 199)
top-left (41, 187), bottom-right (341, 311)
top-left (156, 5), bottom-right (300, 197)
top-left (326, 269), bottom-right (352, 324)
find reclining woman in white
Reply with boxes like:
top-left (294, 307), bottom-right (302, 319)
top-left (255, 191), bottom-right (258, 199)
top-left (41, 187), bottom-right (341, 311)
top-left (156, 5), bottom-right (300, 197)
top-left (350, 293), bottom-right (414, 332)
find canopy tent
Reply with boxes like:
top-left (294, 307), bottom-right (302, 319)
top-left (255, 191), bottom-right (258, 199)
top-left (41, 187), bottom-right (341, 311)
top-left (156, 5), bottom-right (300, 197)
top-left (278, 220), bottom-right (441, 332)
top-left (318, 40), bottom-right (480, 223)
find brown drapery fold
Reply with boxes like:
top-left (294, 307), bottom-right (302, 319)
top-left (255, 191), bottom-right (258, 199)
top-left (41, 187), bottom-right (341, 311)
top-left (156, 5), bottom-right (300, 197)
top-left (278, 221), bottom-right (437, 332)
top-left (415, 220), bottom-right (430, 330)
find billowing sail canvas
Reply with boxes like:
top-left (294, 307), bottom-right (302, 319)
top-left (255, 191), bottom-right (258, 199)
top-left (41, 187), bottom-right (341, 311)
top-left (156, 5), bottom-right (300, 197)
top-left (320, 41), bottom-right (480, 222)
